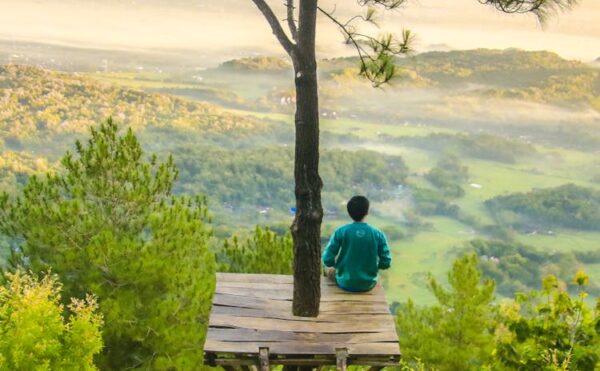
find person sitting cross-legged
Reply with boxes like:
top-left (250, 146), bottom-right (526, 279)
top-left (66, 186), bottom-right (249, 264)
top-left (322, 195), bottom-right (391, 292)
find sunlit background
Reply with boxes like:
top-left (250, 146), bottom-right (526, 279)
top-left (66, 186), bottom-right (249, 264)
top-left (1, 0), bottom-right (598, 64)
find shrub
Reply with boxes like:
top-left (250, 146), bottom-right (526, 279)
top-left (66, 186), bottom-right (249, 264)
top-left (0, 271), bottom-right (103, 370)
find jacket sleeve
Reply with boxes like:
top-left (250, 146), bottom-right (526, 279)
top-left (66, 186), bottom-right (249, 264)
top-left (377, 231), bottom-right (391, 270)
top-left (322, 229), bottom-right (342, 267)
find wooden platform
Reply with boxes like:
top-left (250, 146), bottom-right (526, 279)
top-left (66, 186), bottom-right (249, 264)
top-left (204, 273), bottom-right (400, 369)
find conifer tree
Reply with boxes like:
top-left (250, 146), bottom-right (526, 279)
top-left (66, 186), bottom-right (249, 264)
top-left (396, 254), bottom-right (496, 370)
top-left (0, 119), bottom-right (216, 369)
top-left (218, 226), bottom-right (293, 274)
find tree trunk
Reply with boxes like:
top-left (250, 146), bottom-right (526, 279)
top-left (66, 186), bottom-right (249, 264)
top-left (291, 0), bottom-right (322, 317)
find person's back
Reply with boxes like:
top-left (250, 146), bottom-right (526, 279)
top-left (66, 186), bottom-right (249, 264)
top-left (322, 196), bottom-right (391, 292)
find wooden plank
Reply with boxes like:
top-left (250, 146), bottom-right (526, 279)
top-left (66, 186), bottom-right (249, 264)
top-left (204, 340), bottom-right (401, 356)
top-left (212, 305), bottom-right (395, 323)
top-left (209, 314), bottom-right (396, 333)
top-left (207, 328), bottom-right (399, 343)
top-left (213, 294), bottom-right (391, 314)
top-left (216, 273), bottom-right (385, 291)
top-left (208, 273), bottom-right (400, 362)
top-left (213, 293), bottom-right (291, 309)
top-left (214, 286), bottom-right (387, 303)
top-left (217, 272), bottom-right (293, 284)
top-left (213, 357), bottom-right (400, 367)
top-left (216, 281), bottom-right (381, 295)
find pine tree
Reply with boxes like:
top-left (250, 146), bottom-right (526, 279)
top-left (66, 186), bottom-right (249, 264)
top-left (218, 226), bottom-right (293, 274)
top-left (396, 254), bottom-right (496, 370)
top-left (0, 119), bottom-right (216, 369)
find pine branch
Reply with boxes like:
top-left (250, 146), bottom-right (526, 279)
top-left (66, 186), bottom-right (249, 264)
top-left (357, 0), bottom-right (408, 10)
top-left (250, 0), bottom-right (296, 57)
top-left (286, 0), bottom-right (299, 42)
top-left (478, 0), bottom-right (578, 22)
top-left (318, 5), bottom-right (413, 86)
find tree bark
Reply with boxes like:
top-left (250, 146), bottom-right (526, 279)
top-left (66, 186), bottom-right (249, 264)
top-left (291, 0), bottom-right (322, 317)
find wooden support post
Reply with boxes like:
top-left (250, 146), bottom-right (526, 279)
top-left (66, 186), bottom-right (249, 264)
top-left (336, 348), bottom-right (348, 371)
top-left (205, 352), bottom-right (216, 367)
top-left (222, 366), bottom-right (236, 371)
top-left (259, 347), bottom-right (270, 371)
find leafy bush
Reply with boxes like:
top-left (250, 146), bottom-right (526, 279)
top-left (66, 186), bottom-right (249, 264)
top-left (0, 271), bottom-right (103, 370)
top-left (396, 255), bottom-right (600, 371)
top-left (494, 273), bottom-right (600, 370)
top-left (0, 119), bottom-right (215, 369)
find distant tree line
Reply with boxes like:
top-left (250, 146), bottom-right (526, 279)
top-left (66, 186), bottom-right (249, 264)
top-left (486, 183), bottom-right (600, 231)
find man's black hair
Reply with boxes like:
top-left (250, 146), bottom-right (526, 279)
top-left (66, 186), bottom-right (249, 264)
top-left (347, 195), bottom-right (369, 222)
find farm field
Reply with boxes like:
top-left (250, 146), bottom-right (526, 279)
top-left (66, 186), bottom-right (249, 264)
top-left (316, 115), bottom-right (600, 304)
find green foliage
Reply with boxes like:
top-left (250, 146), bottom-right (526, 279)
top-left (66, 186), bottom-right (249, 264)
top-left (493, 273), bottom-right (600, 370)
top-left (0, 65), bottom-right (265, 140)
top-left (396, 254), bottom-right (496, 370)
top-left (174, 145), bottom-right (408, 213)
top-left (486, 183), bottom-right (600, 231)
top-left (0, 119), bottom-right (216, 369)
top-left (0, 151), bottom-right (52, 196)
top-left (485, 70), bottom-right (600, 109)
top-left (218, 226), bottom-right (293, 275)
top-left (0, 238), bottom-right (7, 269)
top-left (412, 187), bottom-right (460, 218)
top-left (396, 255), bottom-right (600, 371)
top-left (0, 271), bottom-right (103, 371)
top-left (220, 56), bottom-right (291, 72)
top-left (395, 132), bottom-right (536, 164)
top-left (324, 1), bottom-right (415, 86)
top-left (470, 239), bottom-right (600, 297)
top-left (425, 153), bottom-right (469, 198)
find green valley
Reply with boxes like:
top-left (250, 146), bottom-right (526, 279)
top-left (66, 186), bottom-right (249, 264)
top-left (1, 49), bottom-right (599, 307)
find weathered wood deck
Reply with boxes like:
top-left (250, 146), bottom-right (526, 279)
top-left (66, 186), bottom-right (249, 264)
top-left (204, 273), bottom-right (400, 369)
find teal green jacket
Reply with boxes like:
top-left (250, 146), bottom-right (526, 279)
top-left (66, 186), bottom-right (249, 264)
top-left (322, 222), bottom-right (391, 292)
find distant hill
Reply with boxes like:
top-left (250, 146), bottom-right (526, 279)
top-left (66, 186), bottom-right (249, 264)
top-left (219, 56), bottom-right (291, 72)
top-left (218, 49), bottom-right (586, 79)
top-left (214, 49), bottom-right (600, 111)
top-left (0, 64), bottom-right (265, 140)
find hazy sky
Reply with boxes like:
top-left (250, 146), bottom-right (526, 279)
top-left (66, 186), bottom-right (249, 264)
top-left (0, 0), bottom-right (599, 62)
